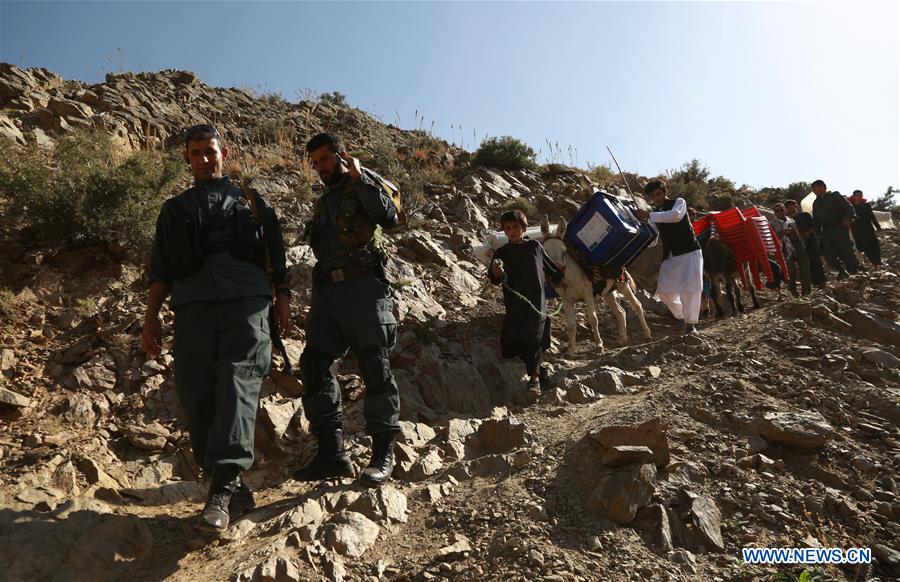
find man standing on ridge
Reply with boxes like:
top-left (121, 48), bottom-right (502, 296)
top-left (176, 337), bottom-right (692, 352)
top-left (294, 132), bottom-right (401, 488)
top-left (634, 179), bottom-right (704, 335)
top-left (142, 124), bottom-right (291, 532)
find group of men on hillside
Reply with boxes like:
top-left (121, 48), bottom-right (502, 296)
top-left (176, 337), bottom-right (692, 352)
top-left (769, 180), bottom-right (883, 297)
top-left (141, 125), bottom-right (401, 532)
top-left (139, 123), bottom-right (887, 534)
top-left (634, 178), bottom-right (885, 333)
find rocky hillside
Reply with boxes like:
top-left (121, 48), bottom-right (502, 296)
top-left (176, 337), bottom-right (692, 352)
top-left (1, 65), bottom-right (899, 581)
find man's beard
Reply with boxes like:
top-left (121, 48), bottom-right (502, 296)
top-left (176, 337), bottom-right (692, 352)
top-left (324, 168), bottom-right (346, 186)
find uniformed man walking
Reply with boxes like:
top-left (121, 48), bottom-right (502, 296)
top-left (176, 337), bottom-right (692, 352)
top-left (141, 124), bottom-right (291, 531)
top-left (294, 132), bottom-right (401, 487)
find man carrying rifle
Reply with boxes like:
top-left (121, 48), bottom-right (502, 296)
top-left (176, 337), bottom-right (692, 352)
top-left (141, 124), bottom-right (291, 532)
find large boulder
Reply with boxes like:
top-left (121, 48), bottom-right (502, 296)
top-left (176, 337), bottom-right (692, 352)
top-left (321, 512), bottom-right (380, 558)
top-left (843, 309), bottom-right (900, 349)
top-left (752, 411), bottom-right (833, 450)
top-left (587, 463), bottom-right (656, 524)
top-left (589, 417), bottom-right (670, 468)
top-left (0, 504), bottom-right (152, 580)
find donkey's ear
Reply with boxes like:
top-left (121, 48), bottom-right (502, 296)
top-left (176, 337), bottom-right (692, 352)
top-left (540, 215), bottom-right (551, 238)
top-left (557, 216), bottom-right (568, 237)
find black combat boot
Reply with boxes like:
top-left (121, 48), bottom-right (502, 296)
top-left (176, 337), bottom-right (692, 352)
top-left (293, 429), bottom-right (353, 482)
top-left (199, 465), bottom-right (241, 532)
top-left (228, 476), bottom-right (255, 521)
top-left (359, 431), bottom-right (395, 487)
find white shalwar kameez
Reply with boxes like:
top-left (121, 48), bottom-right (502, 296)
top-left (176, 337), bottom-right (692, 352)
top-left (649, 198), bottom-right (704, 325)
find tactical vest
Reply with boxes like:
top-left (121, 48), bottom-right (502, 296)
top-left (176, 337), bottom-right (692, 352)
top-left (160, 186), bottom-right (267, 281)
top-left (308, 180), bottom-right (381, 260)
top-left (656, 198), bottom-right (701, 258)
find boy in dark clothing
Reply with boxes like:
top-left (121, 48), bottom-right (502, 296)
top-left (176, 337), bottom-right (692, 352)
top-left (488, 210), bottom-right (563, 392)
top-left (849, 190), bottom-right (882, 267)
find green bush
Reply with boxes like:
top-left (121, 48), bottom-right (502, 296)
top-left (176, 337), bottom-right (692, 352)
top-left (500, 196), bottom-right (538, 219)
top-left (587, 163), bottom-right (616, 185)
top-left (664, 179), bottom-right (707, 209)
top-left (670, 158), bottom-right (711, 183)
top-left (0, 131), bottom-right (182, 254)
top-left (256, 117), bottom-right (296, 145)
top-left (872, 186), bottom-right (899, 213)
top-left (398, 164), bottom-right (454, 222)
top-left (259, 91), bottom-right (288, 106)
top-left (473, 136), bottom-right (539, 171)
top-left (320, 91), bottom-right (347, 107)
top-left (707, 195), bottom-right (734, 211)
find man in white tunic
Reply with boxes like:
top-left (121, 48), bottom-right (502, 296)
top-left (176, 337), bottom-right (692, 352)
top-left (634, 180), bottom-right (704, 335)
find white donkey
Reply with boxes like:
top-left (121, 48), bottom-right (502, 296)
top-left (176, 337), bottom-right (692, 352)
top-left (541, 215), bottom-right (652, 355)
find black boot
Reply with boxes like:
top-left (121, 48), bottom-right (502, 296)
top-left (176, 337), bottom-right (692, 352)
top-left (293, 429), bottom-right (353, 482)
top-left (228, 477), bottom-right (255, 521)
top-left (360, 432), bottom-right (395, 487)
top-left (199, 465), bottom-right (241, 532)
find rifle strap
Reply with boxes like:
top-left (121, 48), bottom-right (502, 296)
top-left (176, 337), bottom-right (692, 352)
top-left (239, 181), bottom-right (274, 290)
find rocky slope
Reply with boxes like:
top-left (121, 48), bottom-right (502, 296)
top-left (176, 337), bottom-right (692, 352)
top-left (1, 65), bottom-right (899, 581)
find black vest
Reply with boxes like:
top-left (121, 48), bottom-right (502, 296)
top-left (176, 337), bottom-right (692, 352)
top-left (160, 182), bottom-right (267, 280)
top-left (656, 198), bottom-right (700, 258)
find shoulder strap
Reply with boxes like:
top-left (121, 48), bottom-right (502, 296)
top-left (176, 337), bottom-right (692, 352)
top-left (362, 167), bottom-right (407, 226)
top-left (239, 181), bottom-right (274, 282)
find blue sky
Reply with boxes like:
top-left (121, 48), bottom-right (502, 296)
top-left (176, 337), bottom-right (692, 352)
top-left (2, 1), bottom-right (898, 198)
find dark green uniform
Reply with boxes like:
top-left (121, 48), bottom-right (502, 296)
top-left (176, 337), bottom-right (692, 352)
top-left (149, 176), bottom-right (288, 471)
top-left (302, 172), bottom-right (400, 436)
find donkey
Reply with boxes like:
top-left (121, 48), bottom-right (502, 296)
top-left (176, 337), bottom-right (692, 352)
top-left (701, 237), bottom-right (759, 318)
top-left (540, 216), bottom-right (652, 355)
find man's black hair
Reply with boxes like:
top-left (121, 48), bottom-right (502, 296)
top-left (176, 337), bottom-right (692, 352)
top-left (811, 179), bottom-right (826, 189)
top-left (306, 132), bottom-right (343, 154)
top-left (184, 124), bottom-right (223, 146)
top-left (643, 179), bottom-right (666, 197)
top-left (500, 209), bottom-right (528, 228)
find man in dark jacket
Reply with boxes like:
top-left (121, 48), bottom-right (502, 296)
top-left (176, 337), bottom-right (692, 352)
top-left (770, 202), bottom-right (811, 296)
top-left (785, 199), bottom-right (827, 286)
top-left (142, 124), bottom-right (291, 532)
top-left (811, 179), bottom-right (858, 277)
top-left (294, 132), bottom-right (401, 487)
top-left (849, 190), bottom-right (882, 267)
